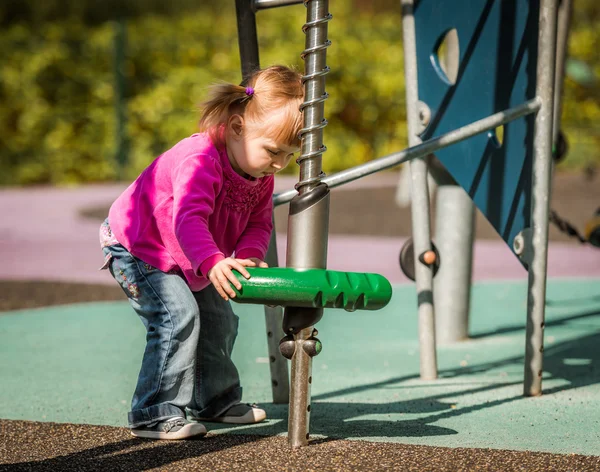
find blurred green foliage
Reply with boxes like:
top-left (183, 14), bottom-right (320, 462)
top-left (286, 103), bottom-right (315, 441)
top-left (559, 4), bottom-right (600, 172)
top-left (0, 1), bottom-right (598, 185)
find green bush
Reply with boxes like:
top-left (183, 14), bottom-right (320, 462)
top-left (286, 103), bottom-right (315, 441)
top-left (560, 18), bottom-right (600, 171)
top-left (0, 2), bottom-right (598, 186)
top-left (0, 3), bottom-right (408, 184)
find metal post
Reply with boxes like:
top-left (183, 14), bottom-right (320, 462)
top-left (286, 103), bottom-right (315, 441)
top-left (234, 0), bottom-right (290, 403)
top-left (284, 0), bottom-right (331, 448)
top-left (552, 0), bottom-right (572, 146)
top-left (235, 0), bottom-right (260, 78)
top-left (524, 0), bottom-right (558, 397)
top-left (401, 0), bottom-right (438, 380)
top-left (434, 182), bottom-right (475, 344)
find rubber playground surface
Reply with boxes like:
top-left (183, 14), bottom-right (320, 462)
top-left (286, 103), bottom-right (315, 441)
top-left (1, 171), bottom-right (600, 471)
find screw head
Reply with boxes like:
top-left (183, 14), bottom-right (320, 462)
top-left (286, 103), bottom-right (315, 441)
top-left (417, 101), bottom-right (431, 128)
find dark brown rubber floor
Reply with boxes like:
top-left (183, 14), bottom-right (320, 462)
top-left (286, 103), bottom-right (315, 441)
top-left (0, 280), bottom-right (123, 312)
top-left (1, 420), bottom-right (599, 471)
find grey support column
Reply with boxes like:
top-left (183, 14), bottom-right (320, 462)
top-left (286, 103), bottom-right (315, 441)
top-left (235, 0), bottom-right (290, 403)
top-left (524, 0), bottom-right (558, 397)
top-left (284, 188), bottom-right (329, 448)
top-left (434, 183), bottom-right (475, 344)
top-left (283, 0), bottom-right (331, 448)
top-left (401, 0), bottom-right (438, 380)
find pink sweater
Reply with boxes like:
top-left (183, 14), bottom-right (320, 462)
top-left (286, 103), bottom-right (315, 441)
top-left (108, 133), bottom-right (274, 291)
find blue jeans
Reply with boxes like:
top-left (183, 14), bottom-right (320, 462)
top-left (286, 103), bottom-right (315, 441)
top-left (102, 243), bottom-right (242, 428)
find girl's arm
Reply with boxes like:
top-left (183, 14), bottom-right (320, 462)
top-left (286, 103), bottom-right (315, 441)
top-left (235, 176), bottom-right (275, 262)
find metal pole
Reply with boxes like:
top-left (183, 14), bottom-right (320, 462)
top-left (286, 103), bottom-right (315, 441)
top-left (401, 0), bottom-right (437, 380)
top-left (552, 0), bottom-right (572, 146)
top-left (235, 0), bottom-right (260, 78)
top-left (284, 0), bottom-right (331, 448)
top-left (273, 98), bottom-right (541, 206)
top-left (524, 0), bottom-right (558, 397)
top-left (234, 0), bottom-right (290, 403)
top-left (434, 182), bottom-right (475, 343)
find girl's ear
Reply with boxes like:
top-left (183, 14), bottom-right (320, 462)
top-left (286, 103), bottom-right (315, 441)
top-left (228, 114), bottom-right (244, 139)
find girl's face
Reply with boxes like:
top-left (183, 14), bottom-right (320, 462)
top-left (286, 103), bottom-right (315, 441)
top-left (225, 112), bottom-right (299, 179)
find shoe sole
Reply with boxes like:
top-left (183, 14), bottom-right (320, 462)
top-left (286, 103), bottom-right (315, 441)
top-left (130, 423), bottom-right (207, 440)
top-left (193, 409), bottom-right (267, 424)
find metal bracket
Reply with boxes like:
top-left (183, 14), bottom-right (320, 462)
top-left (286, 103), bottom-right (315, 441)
top-left (513, 227), bottom-right (534, 266)
top-left (417, 100), bottom-right (431, 134)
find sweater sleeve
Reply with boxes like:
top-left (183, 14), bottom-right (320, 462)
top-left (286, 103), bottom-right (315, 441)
top-left (235, 176), bottom-right (274, 261)
top-left (172, 154), bottom-right (225, 276)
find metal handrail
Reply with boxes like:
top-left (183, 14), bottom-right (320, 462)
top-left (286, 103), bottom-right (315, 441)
top-left (273, 97), bottom-right (541, 207)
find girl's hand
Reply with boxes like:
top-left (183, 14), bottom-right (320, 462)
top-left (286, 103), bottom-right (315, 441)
top-left (207, 258), bottom-right (260, 301)
top-left (247, 257), bottom-right (269, 269)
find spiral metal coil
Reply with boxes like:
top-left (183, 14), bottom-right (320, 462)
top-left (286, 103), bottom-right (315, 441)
top-left (296, 1), bottom-right (332, 192)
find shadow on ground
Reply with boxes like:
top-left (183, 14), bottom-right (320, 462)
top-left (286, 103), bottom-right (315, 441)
top-left (4, 327), bottom-right (597, 472)
top-left (204, 328), bottom-right (600, 441)
top-left (1, 285), bottom-right (599, 469)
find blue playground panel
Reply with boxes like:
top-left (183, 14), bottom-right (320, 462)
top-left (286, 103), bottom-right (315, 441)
top-left (414, 0), bottom-right (540, 253)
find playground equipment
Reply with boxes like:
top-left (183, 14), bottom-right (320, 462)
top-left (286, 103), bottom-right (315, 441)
top-left (235, 0), bottom-right (395, 448)
top-left (231, 268), bottom-right (392, 312)
top-left (234, 0), bottom-right (565, 448)
top-left (400, 0), bottom-right (555, 386)
top-left (398, 0), bottom-right (596, 349)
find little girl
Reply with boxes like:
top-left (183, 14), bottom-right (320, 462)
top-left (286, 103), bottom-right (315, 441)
top-left (100, 65), bottom-right (304, 440)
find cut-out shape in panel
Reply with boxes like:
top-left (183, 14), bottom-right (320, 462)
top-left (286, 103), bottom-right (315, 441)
top-left (432, 28), bottom-right (460, 85)
top-left (489, 125), bottom-right (505, 148)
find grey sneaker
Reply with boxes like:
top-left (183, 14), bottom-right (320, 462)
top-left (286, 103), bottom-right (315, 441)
top-left (130, 417), bottom-right (207, 440)
top-left (192, 403), bottom-right (266, 424)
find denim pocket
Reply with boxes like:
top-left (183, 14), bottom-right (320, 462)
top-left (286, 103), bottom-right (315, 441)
top-left (100, 243), bottom-right (122, 271)
top-left (99, 252), bottom-right (112, 270)
top-left (100, 244), bottom-right (141, 299)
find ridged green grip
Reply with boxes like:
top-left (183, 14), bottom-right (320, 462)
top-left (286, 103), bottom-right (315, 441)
top-left (229, 268), bottom-right (392, 312)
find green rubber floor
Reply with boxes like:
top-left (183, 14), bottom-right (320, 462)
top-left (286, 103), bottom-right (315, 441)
top-left (1, 279), bottom-right (599, 456)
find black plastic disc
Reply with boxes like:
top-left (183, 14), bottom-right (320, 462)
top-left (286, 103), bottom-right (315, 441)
top-left (399, 237), bottom-right (441, 281)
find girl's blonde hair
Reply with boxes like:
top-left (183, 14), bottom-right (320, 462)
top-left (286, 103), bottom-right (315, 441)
top-left (199, 65), bottom-right (304, 148)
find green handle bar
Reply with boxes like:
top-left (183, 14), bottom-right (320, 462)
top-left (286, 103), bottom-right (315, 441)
top-left (229, 267), bottom-right (392, 312)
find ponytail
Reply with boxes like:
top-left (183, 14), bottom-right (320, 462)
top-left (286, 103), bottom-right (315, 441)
top-left (198, 83), bottom-right (250, 140)
top-left (198, 65), bottom-right (304, 148)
